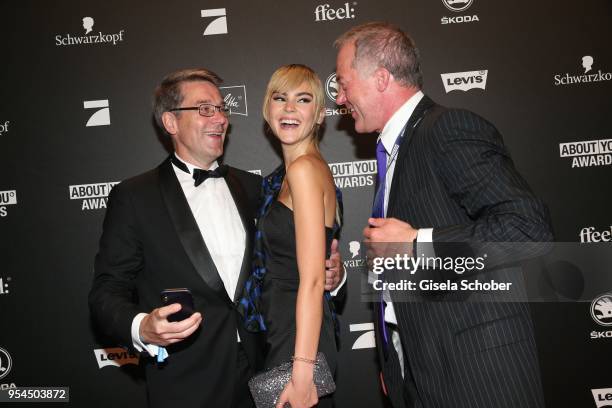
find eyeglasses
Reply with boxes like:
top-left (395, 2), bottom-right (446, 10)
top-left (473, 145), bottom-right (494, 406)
top-left (169, 103), bottom-right (230, 117)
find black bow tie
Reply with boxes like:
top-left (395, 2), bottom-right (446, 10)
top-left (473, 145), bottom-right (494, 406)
top-left (171, 154), bottom-right (228, 187)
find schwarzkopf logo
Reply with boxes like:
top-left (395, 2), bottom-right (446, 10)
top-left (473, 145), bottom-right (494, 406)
top-left (591, 293), bottom-right (612, 327)
top-left (0, 348), bottom-right (12, 380)
top-left (442, 0), bottom-right (473, 12)
top-left (592, 388), bottom-right (612, 408)
top-left (349, 241), bottom-right (361, 258)
top-left (0, 121), bottom-right (9, 136)
top-left (55, 17), bottom-right (125, 47)
top-left (315, 2), bottom-right (357, 22)
top-left (202, 8), bottom-right (228, 35)
top-left (84, 99), bottom-right (110, 127)
top-left (219, 85), bottom-right (248, 116)
top-left (94, 348), bottom-right (139, 369)
top-left (344, 240), bottom-right (366, 269)
top-left (441, 70), bottom-right (487, 92)
top-left (554, 56), bottom-right (612, 86)
top-left (82, 17), bottom-right (94, 34)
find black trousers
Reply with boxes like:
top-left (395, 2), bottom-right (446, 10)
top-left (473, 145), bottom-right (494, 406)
top-left (232, 343), bottom-right (255, 408)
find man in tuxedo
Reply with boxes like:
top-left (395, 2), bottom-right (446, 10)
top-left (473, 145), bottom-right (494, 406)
top-left (89, 68), bottom-right (343, 408)
top-left (334, 23), bottom-right (552, 408)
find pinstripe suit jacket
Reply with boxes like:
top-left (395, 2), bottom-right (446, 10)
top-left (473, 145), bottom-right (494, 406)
top-left (378, 95), bottom-right (552, 408)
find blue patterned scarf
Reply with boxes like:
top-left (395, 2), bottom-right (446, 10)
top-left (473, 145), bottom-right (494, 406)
top-left (238, 164), bottom-right (343, 333)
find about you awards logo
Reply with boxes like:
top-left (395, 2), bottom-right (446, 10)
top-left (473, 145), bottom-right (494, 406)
top-left (69, 181), bottom-right (119, 211)
top-left (559, 138), bottom-right (612, 168)
top-left (0, 190), bottom-right (17, 218)
top-left (329, 160), bottom-right (376, 189)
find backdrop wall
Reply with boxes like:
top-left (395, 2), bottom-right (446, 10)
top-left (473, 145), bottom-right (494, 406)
top-left (1, 0), bottom-right (611, 407)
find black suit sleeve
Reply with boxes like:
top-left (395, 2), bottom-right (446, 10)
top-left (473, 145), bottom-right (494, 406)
top-left (427, 110), bottom-right (552, 265)
top-left (89, 182), bottom-right (145, 346)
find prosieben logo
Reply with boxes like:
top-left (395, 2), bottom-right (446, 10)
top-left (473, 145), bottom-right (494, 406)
top-left (202, 9), bottom-right (228, 35)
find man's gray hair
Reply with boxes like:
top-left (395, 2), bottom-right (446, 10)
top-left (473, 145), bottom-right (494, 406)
top-left (335, 22), bottom-right (422, 88)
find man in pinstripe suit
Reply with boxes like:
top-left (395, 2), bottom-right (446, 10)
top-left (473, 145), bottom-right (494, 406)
top-left (335, 22), bottom-right (552, 408)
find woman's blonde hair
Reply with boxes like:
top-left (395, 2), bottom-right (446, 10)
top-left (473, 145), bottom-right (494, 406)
top-left (262, 64), bottom-right (325, 137)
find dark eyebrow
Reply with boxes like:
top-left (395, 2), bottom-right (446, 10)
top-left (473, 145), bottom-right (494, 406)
top-left (194, 99), bottom-right (223, 105)
top-left (271, 91), bottom-right (313, 97)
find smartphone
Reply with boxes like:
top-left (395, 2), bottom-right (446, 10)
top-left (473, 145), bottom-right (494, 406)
top-left (160, 288), bottom-right (195, 322)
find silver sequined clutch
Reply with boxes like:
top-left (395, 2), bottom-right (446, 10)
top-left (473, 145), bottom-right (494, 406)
top-left (248, 352), bottom-right (336, 408)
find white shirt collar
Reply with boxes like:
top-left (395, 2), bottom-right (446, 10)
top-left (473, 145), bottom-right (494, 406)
top-left (172, 153), bottom-right (219, 174)
top-left (378, 91), bottom-right (424, 154)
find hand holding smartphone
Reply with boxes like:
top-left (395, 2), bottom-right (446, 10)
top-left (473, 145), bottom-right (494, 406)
top-left (161, 288), bottom-right (195, 322)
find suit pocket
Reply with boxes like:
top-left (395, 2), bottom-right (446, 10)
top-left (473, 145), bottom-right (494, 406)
top-left (454, 313), bottom-right (532, 356)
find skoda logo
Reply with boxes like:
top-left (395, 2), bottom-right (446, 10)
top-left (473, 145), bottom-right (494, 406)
top-left (590, 293), bottom-right (612, 326)
top-left (442, 0), bottom-right (474, 12)
top-left (0, 347), bottom-right (12, 380)
top-left (325, 73), bottom-right (339, 103)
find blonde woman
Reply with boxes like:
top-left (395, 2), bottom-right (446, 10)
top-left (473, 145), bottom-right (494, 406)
top-left (241, 64), bottom-right (340, 408)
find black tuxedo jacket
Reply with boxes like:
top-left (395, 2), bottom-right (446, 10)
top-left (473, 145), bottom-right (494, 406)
top-left (89, 157), bottom-right (263, 408)
top-left (376, 96), bottom-right (552, 408)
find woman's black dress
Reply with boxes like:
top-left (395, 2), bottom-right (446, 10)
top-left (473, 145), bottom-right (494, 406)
top-left (259, 201), bottom-right (337, 406)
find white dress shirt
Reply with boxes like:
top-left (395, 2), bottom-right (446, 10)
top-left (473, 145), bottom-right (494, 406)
top-left (131, 155), bottom-right (246, 356)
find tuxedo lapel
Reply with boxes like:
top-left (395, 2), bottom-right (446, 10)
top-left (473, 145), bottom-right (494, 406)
top-left (158, 158), bottom-right (228, 300)
top-left (387, 96), bottom-right (435, 215)
top-left (224, 168), bottom-right (256, 302)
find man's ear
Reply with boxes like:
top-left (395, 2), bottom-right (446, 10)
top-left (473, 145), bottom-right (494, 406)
top-left (374, 67), bottom-right (391, 92)
top-left (161, 111), bottom-right (178, 136)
